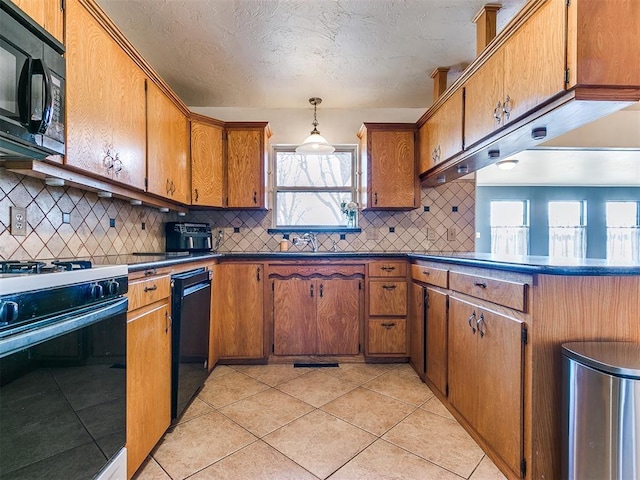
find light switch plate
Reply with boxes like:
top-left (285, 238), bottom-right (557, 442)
top-left (10, 206), bottom-right (27, 236)
top-left (446, 227), bottom-right (457, 241)
top-left (426, 228), bottom-right (436, 241)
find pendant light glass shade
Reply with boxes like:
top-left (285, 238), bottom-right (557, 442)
top-left (296, 97), bottom-right (335, 154)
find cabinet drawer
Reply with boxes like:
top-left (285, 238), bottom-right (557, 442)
top-left (411, 264), bottom-right (448, 288)
top-left (368, 319), bottom-right (407, 354)
top-left (369, 261), bottom-right (407, 277)
top-left (127, 275), bottom-right (171, 311)
top-left (369, 281), bottom-right (407, 316)
top-left (449, 271), bottom-right (527, 312)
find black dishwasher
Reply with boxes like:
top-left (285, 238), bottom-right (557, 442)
top-left (171, 268), bottom-right (212, 420)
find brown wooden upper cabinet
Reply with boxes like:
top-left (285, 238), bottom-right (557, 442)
top-left (146, 81), bottom-right (190, 204)
top-left (464, 0), bottom-right (565, 147)
top-left (358, 124), bottom-right (418, 210)
top-left (418, 89), bottom-right (464, 175)
top-left (191, 118), bottom-right (225, 207)
top-left (225, 123), bottom-right (270, 209)
top-left (12, 0), bottom-right (64, 43)
top-left (65, 0), bottom-right (146, 190)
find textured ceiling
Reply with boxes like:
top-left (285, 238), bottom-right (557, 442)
top-left (96, 0), bottom-right (526, 108)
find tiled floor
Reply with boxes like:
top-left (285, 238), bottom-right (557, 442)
top-left (134, 363), bottom-right (507, 480)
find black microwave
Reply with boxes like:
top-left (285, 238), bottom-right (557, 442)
top-left (0, 0), bottom-right (65, 160)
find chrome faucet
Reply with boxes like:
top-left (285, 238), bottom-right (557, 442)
top-left (293, 232), bottom-right (319, 252)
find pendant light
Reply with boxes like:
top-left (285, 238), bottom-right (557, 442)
top-left (295, 97), bottom-right (335, 154)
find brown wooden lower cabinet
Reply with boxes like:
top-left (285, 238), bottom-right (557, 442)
top-left (126, 294), bottom-right (171, 478)
top-left (368, 318), bottom-right (407, 354)
top-left (214, 263), bottom-right (264, 359)
top-left (448, 296), bottom-right (525, 478)
top-left (425, 287), bottom-right (448, 395)
top-left (272, 277), bottom-right (361, 355)
top-left (408, 281), bottom-right (425, 378)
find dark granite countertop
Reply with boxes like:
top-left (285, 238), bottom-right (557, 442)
top-left (88, 251), bottom-right (640, 276)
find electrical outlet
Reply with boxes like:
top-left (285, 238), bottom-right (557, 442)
top-left (10, 206), bottom-right (27, 236)
top-left (426, 228), bottom-right (436, 241)
top-left (447, 227), bottom-right (457, 241)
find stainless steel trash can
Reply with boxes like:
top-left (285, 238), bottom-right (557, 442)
top-left (562, 342), bottom-right (640, 480)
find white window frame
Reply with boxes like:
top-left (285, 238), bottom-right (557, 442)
top-left (270, 145), bottom-right (359, 229)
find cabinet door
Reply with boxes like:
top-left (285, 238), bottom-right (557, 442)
top-left (127, 301), bottom-right (171, 478)
top-left (368, 319), bottom-right (407, 354)
top-left (12, 0), bottom-right (63, 43)
top-left (437, 89), bottom-right (464, 161)
top-left (215, 263), bottom-right (264, 358)
top-left (409, 282), bottom-right (425, 379)
top-left (316, 279), bottom-right (360, 355)
top-left (191, 121), bottom-right (224, 207)
top-left (502, 0), bottom-right (565, 125)
top-left (273, 278), bottom-right (316, 355)
top-left (369, 280), bottom-right (407, 316)
top-left (417, 122), bottom-right (433, 175)
top-left (66, 0), bottom-right (146, 189)
top-left (475, 307), bottom-right (525, 476)
top-left (226, 129), bottom-right (263, 208)
top-left (448, 297), bottom-right (479, 424)
top-left (464, 51), bottom-right (505, 148)
top-left (369, 130), bottom-right (416, 208)
top-left (426, 287), bottom-right (448, 396)
top-left (147, 82), bottom-right (190, 203)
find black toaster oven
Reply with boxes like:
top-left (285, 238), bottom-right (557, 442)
top-left (165, 222), bottom-right (213, 252)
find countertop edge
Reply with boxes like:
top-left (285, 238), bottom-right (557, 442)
top-left (122, 252), bottom-right (640, 276)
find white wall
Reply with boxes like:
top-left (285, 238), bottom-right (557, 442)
top-left (189, 107), bottom-right (426, 145)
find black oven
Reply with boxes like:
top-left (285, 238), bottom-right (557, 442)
top-left (0, 261), bottom-right (127, 480)
top-left (0, 0), bottom-right (65, 160)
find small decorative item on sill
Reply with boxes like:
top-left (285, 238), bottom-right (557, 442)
top-left (341, 201), bottom-right (358, 228)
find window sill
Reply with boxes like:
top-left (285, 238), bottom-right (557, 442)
top-left (267, 227), bottom-right (362, 235)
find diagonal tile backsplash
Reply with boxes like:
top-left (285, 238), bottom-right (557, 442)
top-left (0, 167), bottom-right (174, 261)
top-left (1, 166), bottom-right (474, 261)
top-left (186, 181), bottom-right (475, 253)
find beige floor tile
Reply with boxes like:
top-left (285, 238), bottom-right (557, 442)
top-left (322, 363), bottom-right (397, 385)
top-left (363, 369), bottom-right (434, 406)
top-left (421, 395), bottom-right (455, 420)
top-left (189, 440), bottom-right (319, 480)
top-left (263, 410), bottom-right (376, 479)
top-left (132, 456), bottom-right (171, 480)
top-left (321, 387), bottom-right (415, 436)
top-left (231, 364), bottom-right (308, 386)
top-left (198, 371), bottom-right (269, 408)
top-left (152, 411), bottom-right (256, 479)
top-left (206, 365), bottom-right (234, 381)
top-left (470, 455), bottom-right (508, 480)
top-left (174, 398), bottom-right (214, 425)
top-left (276, 370), bottom-right (358, 407)
top-left (329, 439), bottom-right (463, 480)
top-left (220, 388), bottom-right (314, 437)
top-left (383, 409), bottom-right (484, 478)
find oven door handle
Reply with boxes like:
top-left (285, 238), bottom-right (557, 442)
top-left (0, 297), bottom-right (128, 358)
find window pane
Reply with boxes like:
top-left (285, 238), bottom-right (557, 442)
top-left (276, 192), bottom-right (350, 226)
top-left (490, 201), bottom-right (526, 226)
top-left (490, 201), bottom-right (529, 255)
top-left (606, 202), bottom-right (637, 227)
top-left (548, 201), bottom-right (584, 226)
top-left (548, 201), bottom-right (586, 258)
top-left (276, 151), bottom-right (353, 187)
top-left (606, 202), bottom-right (639, 261)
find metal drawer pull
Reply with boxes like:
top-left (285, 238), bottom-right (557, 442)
top-left (381, 266), bottom-right (396, 272)
top-left (468, 311), bottom-right (477, 334)
top-left (477, 313), bottom-right (486, 338)
top-left (473, 281), bottom-right (487, 288)
top-left (144, 285), bottom-right (158, 293)
top-left (422, 271), bottom-right (430, 275)
top-left (144, 268), bottom-right (157, 276)
top-left (381, 322), bottom-right (396, 328)
top-left (382, 284), bottom-right (397, 290)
